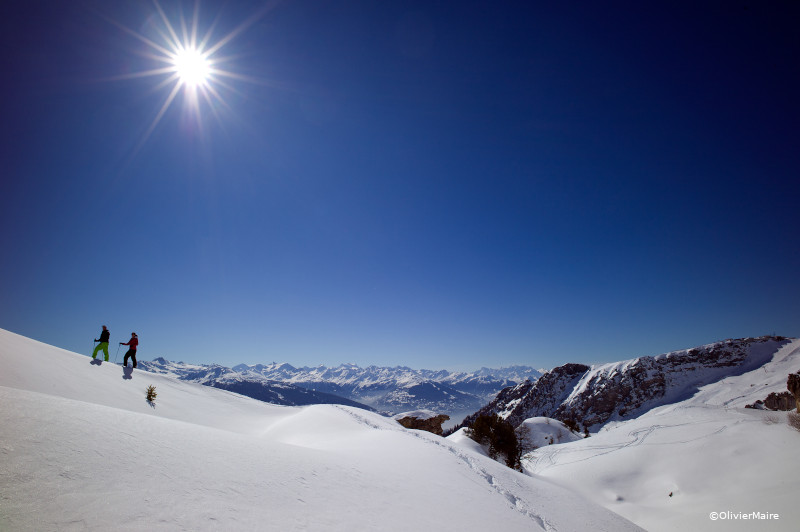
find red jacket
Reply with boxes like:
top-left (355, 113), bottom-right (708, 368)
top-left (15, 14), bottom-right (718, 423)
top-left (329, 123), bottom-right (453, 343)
top-left (121, 337), bottom-right (138, 351)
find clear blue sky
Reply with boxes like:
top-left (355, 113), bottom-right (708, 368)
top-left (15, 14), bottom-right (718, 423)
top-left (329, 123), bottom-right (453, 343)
top-left (2, 1), bottom-right (798, 371)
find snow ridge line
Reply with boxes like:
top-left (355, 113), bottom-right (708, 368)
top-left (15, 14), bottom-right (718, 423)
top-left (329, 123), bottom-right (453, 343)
top-left (331, 406), bottom-right (555, 531)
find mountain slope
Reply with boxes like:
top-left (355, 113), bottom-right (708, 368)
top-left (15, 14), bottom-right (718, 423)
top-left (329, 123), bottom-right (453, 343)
top-left (460, 336), bottom-right (792, 431)
top-left (0, 328), bottom-right (640, 531)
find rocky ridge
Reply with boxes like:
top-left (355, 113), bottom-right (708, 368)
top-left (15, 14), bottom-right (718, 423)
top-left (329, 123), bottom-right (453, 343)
top-left (455, 336), bottom-right (793, 432)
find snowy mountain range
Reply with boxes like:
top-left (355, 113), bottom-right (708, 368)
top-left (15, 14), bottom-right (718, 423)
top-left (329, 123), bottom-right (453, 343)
top-left (139, 358), bottom-right (542, 415)
top-left (138, 358), bottom-right (374, 411)
top-left (456, 336), bottom-right (793, 432)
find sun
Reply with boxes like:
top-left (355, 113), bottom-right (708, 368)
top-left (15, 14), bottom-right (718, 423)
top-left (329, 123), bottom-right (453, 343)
top-left (104, 0), bottom-right (274, 153)
top-left (172, 46), bottom-right (211, 88)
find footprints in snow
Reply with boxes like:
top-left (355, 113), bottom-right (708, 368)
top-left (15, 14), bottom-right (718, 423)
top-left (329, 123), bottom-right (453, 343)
top-left (331, 405), bottom-right (554, 529)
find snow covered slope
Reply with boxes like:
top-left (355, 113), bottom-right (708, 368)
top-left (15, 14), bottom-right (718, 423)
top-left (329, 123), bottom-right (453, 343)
top-left (0, 328), bottom-right (639, 531)
top-left (524, 339), bottom-right (800, 532)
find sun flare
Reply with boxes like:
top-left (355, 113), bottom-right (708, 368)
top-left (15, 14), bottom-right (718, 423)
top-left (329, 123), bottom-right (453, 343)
top-left (105, 0), bottom-right (272, 153)
top-left (173, 47), bottom-right (211, 88)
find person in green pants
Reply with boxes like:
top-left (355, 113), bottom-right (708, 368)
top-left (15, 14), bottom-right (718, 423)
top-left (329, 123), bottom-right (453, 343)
top-left (92, 325), bottom-right (110, 361)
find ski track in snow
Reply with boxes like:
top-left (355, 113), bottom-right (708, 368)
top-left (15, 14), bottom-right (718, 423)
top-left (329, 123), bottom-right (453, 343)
top-left (526, 411), bottom-right (737, 473)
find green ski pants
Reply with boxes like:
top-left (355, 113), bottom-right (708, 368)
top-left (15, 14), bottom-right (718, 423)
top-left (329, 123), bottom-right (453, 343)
top-left (92, 342), bottom-right (109, 361)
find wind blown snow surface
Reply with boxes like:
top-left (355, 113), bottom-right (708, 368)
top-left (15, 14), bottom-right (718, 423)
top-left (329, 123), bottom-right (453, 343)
top-left (522, 339), bottom-right (800, 532)
top-left (0, 328), bottom-right (639, 531)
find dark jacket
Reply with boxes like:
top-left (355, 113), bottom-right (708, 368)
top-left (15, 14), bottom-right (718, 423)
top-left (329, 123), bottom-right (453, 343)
top-left (97, 329), bottom-right (110, 343)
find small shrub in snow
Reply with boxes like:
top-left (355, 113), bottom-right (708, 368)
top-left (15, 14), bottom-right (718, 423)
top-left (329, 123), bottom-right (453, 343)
top-left (146, 385), bottom-right (157, 404)
top-left (762, 414), bottom-right (780, 425)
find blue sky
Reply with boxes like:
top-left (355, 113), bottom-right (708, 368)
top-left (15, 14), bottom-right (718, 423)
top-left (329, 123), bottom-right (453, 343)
top-left (2, 0), bottom-right (798, 371)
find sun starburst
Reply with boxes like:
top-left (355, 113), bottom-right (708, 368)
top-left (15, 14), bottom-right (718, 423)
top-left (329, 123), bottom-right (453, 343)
top-left (103, 0), bottom-right (272, 153)
top-left (172, 46), bottom-right (211, 88)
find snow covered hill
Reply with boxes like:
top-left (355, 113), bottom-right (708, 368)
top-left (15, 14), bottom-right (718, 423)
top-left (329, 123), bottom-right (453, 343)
top-left (519, 417), bottom-right (583, 447)
top-left (141, 357), bottom-right (541, 416)
top-left (0, 328), bottom-right (639, 531)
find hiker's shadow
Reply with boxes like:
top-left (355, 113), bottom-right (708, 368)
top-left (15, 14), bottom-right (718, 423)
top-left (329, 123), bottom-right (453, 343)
top-left (122, 366), bottom-right (133, 380)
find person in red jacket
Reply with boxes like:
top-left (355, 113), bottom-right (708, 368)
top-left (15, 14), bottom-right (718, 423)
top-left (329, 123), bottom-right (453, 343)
top-left (120, 332), bottom-right (139, 368)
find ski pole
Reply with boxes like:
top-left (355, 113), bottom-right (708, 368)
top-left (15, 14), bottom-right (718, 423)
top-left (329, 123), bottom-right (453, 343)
top-left (114, 343), bottom-right (121, 364)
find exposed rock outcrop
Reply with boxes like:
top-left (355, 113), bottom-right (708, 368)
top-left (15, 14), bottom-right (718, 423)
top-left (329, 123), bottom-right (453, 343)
top-left (396, 414), bottom-right (450, 436)
top-left (746, 392), bottom-right (796, 411)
